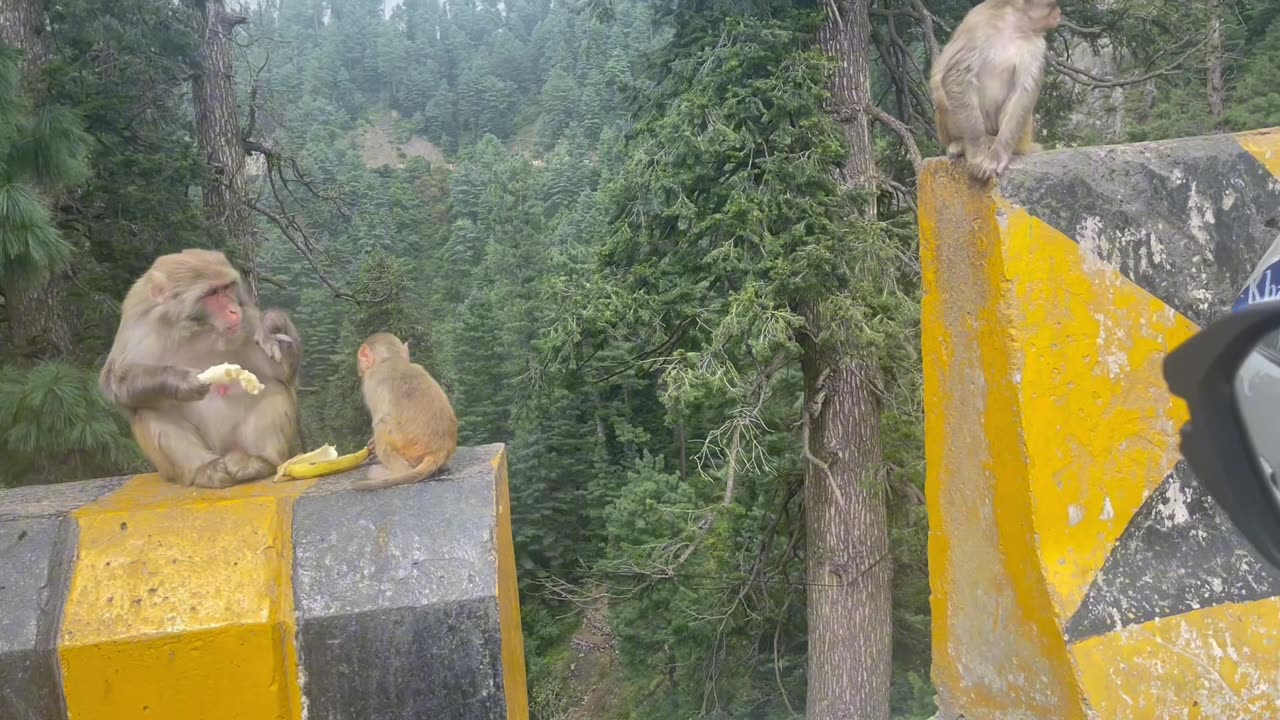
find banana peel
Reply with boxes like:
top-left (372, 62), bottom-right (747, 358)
top-left (275, 444), bottom-right (371, 482)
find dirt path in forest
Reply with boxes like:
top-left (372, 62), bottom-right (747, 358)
top-left (564, 586), bottom-right (622, 719)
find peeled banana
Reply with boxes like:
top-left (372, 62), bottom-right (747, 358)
top-left (274, 444), bottom-right (371, 482)
top-left (197, 363), bottom-right (264, 395)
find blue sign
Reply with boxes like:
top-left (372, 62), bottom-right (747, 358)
top-left (1233, 257), bottom-right (1280, 312)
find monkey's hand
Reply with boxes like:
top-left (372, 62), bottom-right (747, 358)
top-left (173, 369), bottom-right (214, 402)
top-left (972, 144), bottom-right (1011, 182)
top-left (254, 326), bottom-right (290, 363)
top-left (255, 308), bottom-right (301, 379)
top-left (101, 362), bottom-right (211, 408)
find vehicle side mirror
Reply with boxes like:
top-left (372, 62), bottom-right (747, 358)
top-left (1164, 303), bottom-right (1280, 570)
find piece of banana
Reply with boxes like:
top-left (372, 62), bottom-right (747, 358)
top-left (275, 444), bottom-right (371, 481)
top-left (197, 363), bottom-right (264, 395)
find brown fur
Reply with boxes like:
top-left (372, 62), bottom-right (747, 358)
top-left (930, 0), bottom-right (1062, 181)
top-left (100, 249), bottom-right (302, 488)
top-left (354, 332), bottom-right (458, 490)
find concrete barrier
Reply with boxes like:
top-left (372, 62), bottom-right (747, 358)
top-left (920, 127), bottom-right (1280, 719)
top-left (0, 443), bottom-right (527, 720)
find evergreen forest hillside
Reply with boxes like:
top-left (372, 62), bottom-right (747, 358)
top-left (4, 0), bottom-right (1280, 717)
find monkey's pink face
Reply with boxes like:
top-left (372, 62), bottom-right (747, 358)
top-left (1032, 0), bottom-right (1062, 31)
top-left (200, 283), bottom-right (243, 335)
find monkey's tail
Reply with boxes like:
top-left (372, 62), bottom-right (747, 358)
top-left (352, 448), bottom-right (453, 490)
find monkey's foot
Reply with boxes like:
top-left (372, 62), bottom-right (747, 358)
top-left (969, 146), bottom-right (1011, 182)
top-left (946, 141), bottom-right (965, 159)
top-left (191, 457), bottom-right (242, 488)
top-left (227, 452), bottom-right (277, 482)
top-left (191, 452), bottom-right (275, 488)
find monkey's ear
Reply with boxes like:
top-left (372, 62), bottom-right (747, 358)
top-left (357, 344), bottom-right (374, 372)
top-left (148, 272), bottom-right (169, 301)
top-left (403, 341), bottom-right (410, 358)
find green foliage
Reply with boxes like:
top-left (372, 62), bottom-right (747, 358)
top-left (1226, 16), bottom-right (1280, 131)
top-left (539, 65), bottom-right (579, 144)
top-left (48, 0), bottom-right (211, 312)
top-left (0, 362), bottom-right (144, 487)
top-left (14, 0), bottom-right (1267, 715)
top-left (301, 248), bottom-right (435, 451)
top-left (1125, 82), bottom-right (1217, 143)
top-left (889, 671), bottom-right (939, 720)
top-left (0, 46), bottom-right (90, 284)
top-left (521, 599), bottom-right (584, 719)
top-left (532, 4), bottom-right (918, 716)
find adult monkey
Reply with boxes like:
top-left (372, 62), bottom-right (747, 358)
top-left (100, 249), bottom-right (303, 488)
top-left (930, 0), bottom-right (1063, 181)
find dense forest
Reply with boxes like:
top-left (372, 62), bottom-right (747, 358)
top-left (3, 0), bottom-right (1280, 717)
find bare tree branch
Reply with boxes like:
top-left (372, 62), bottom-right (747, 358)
top-left (864, 102), bottom-right (924, 174)
top-left (904, 0), bottom-right (940, 61)
top-left (242, 49), bottom-right (270, 142)
top-left (244, 197), bottom-right (366, 303)
top-left (877, 174), bottom-right (917, 212)
top-left (870, 3), bottom-right (952, 39)
top-left (835, 100), bottom-right (924, 175)
top-left (1050, 34), bottom-right (1212, 89)
top-left (220, 12), bottom-right (249, 30)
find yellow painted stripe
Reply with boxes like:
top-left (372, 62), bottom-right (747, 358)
top-left (996, 201), bottom-right (1199, 622)
top-left (920, 162), bottom-right (1087, 718)
top-left (1235, 127), bottom-right (1280, 177)
top-left (57, 473), bottom-right (317, 720)
top-left (1071, 595), bottom-right (1280, 717)
top-left (493, 448), bottom-right (530, 720)
top-left (923, 128), bottom-right (1280, 719)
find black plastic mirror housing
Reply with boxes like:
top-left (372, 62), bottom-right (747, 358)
top-left (1164, 303), bottom-right (1280, 570)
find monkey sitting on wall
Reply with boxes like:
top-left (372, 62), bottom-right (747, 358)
top-left (930, 0), bottom-right (1063, 181)
top-left (99, 249), bottom-right (303, 488)
top-left (354, 332), bottom-right (458, 490)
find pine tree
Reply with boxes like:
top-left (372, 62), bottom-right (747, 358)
top-left (0, 3), bottom-right (90, 360)
top-left (1227, 16), bottom-right (1280, 130)
top-left (538, 65), bottom-right (578, 144)
top-left (0, 46), bottom-right (85, 291)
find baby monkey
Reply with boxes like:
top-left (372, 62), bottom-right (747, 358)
top-left (355, 332), bottom-right (458, 490)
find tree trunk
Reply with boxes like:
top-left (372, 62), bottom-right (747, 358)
top-left (187, 0), bottom-right (258, 293)
top-left (800, 0), bottom-right (893, 718)
top-left (799, 328), bottom-right (892, 720)
top-left (818, 0), bottom-right (876, 215)
top-left (0, 0), bottom-right (74, 361)
top-left (1207, 0), bottom-right (1225, 131)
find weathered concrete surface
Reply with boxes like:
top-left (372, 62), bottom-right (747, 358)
top-left (999, 131), bottom-right (1280, 324)
top-left (920, 127), bottom-right (1280, 719)
top-left (292, 443), bottom-right (527, 720)
top-left (0, 444), bottom-right (527, 720)
top-left (57, 470), bottom-right (316, 719)
top-left (0, 479), bottom-right (115, 720)
top-left (1064, 461), bottom-right (1280, 643)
